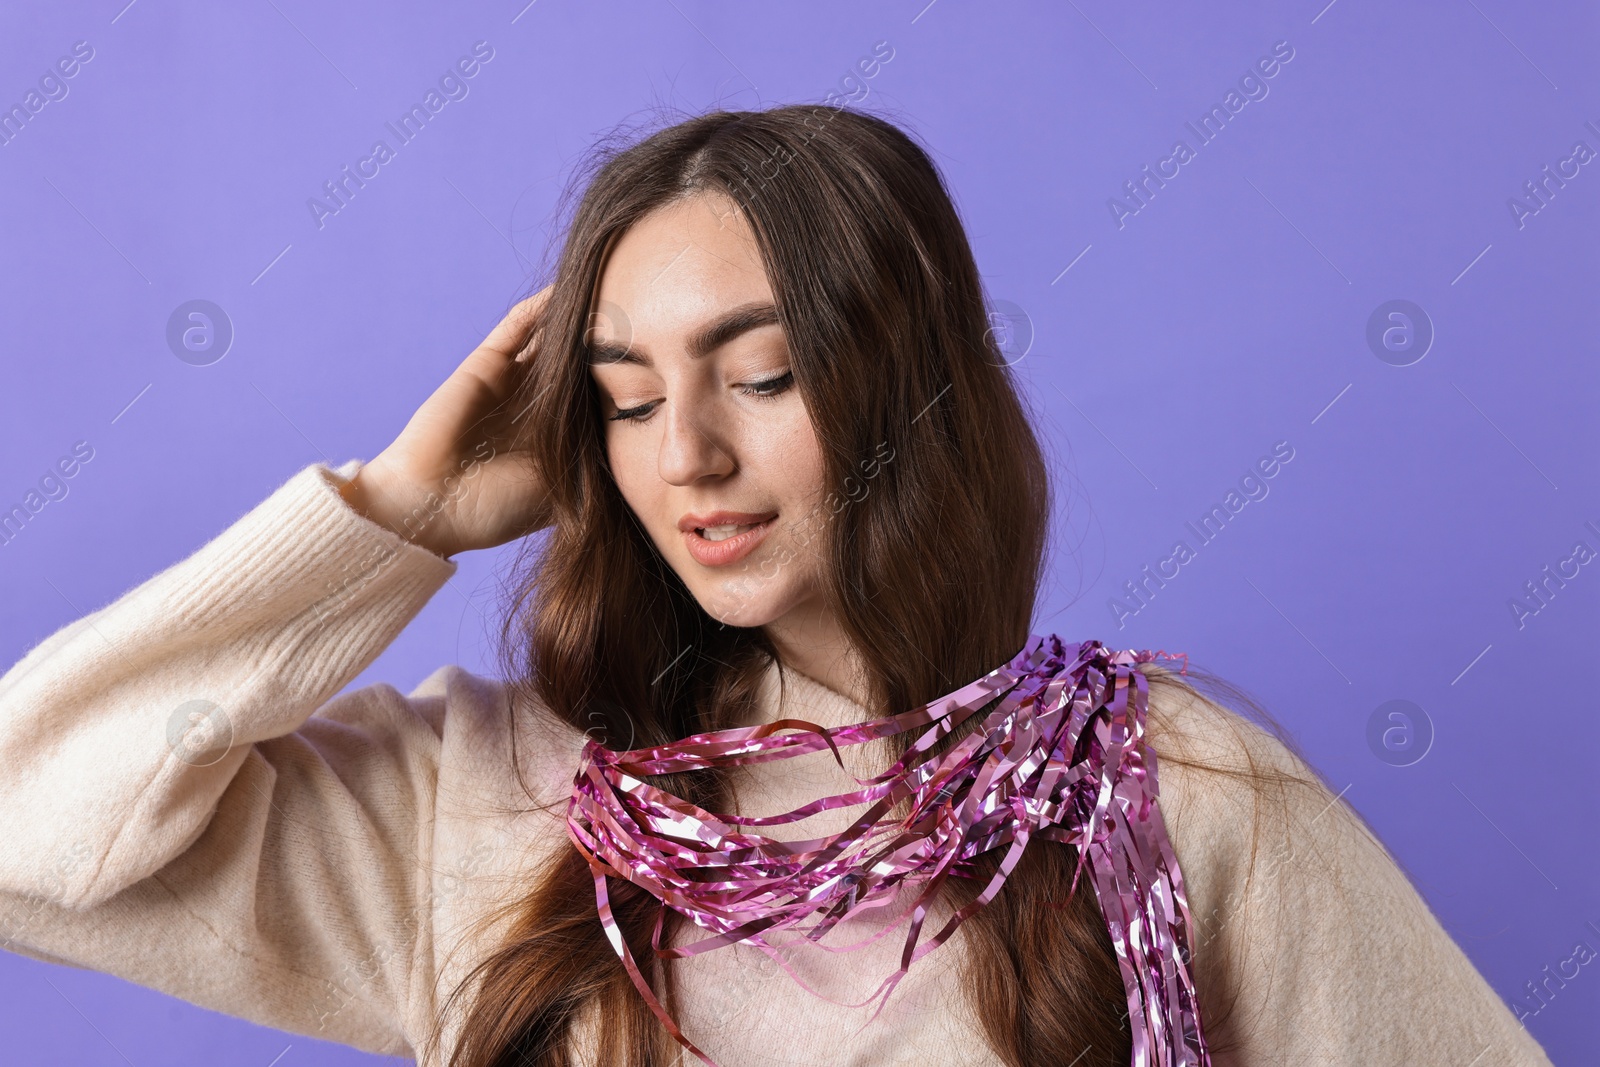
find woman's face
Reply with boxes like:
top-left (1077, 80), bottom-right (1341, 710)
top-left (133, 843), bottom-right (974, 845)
top-left (588, 192), bottom-right (829, 630)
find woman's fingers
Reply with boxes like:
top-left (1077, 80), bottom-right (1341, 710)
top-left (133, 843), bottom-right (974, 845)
top-left (488, 284), bottom-right (554, 357)
top-left (437, 285), bottom-right (555, 415)
top-left (465, 284), bottom-right (555, 383)
top-left (352, 284), bottom-right (560, 556)
top-left (508, 285), bottom-right (555, 364)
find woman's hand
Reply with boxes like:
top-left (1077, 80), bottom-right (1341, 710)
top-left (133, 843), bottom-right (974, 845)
top-left (339, 284), bottom-right (555, 558)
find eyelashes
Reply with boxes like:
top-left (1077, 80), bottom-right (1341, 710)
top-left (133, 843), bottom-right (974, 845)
top-left (607, 370), bottom-right (795, 424)
top-left (739, 369), bottom-right (795, 401)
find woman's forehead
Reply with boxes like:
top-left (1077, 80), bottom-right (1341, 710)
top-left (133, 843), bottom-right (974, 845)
top-left (591, 196), bottom-right (775, 354)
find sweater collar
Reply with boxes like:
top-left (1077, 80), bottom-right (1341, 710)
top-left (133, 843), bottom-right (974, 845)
top-left (755, 657), bottom-right (874, 731)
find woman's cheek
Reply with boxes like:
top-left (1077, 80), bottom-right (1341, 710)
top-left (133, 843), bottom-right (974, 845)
top-left (608, 444), bottom-right (660, 534)
top-left (764, 405), bottom-right (826, 503)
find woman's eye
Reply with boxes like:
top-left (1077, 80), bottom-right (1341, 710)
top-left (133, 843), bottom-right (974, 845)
top-left (608, 400), bottom-right (659, 423)
top-left (740, 370), bottom-right (794, 400)
top-left (606, 371), bottom-right (793, 424)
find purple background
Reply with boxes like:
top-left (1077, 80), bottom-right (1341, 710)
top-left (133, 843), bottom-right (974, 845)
top-left (2, 1), bottom-right (1596, 1063)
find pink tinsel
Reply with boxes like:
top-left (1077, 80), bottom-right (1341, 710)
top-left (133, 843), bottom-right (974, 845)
top-left (566, 634), bottom-right (1211, 1066)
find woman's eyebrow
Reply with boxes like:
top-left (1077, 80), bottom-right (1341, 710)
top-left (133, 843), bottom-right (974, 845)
top-left (586, 301), bottom-right (781, 367)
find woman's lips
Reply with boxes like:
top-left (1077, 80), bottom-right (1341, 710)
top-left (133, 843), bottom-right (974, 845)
top-left (682, 516), bottom-right (777, 567)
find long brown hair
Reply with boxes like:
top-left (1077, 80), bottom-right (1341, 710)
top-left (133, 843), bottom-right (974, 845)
top-left (427, 104), bottom-right (1330, 1067)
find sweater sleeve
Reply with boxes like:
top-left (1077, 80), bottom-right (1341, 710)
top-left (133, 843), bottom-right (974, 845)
top-left (1145, 677), bottom-right (1555, 1067)
top-left (0, 459), bottom-right (460, 1057)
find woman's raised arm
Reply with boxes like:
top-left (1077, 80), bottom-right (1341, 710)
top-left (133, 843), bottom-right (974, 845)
top-left (0, 288), bottom-right (557, 1057)
top-left (0, 458), bottom-right (458, 1055)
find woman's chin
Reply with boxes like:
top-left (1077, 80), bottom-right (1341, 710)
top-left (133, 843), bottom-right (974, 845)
top-left (694, 575), bottom-right (790, 629)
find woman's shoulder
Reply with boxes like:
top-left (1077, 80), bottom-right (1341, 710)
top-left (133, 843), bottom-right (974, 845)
top-left (1135, 662), bottom-right (1335, 836)
top-left (1129, 662), bottom-right (1553, 1065)
top-left (1133, 662), bottom-right (1371, 915)
top-left (1138, 663), bottom-right (1310, 777)
top-left (304, 663), bottom-right (589, 835)
top-left (1131, 661), bottom-right (1403, 917)
top-left (366, 664), bottom-right (589, 814)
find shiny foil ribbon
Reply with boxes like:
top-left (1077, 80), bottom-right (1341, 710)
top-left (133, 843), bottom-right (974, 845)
top-left (565, 635), bottom-right (1211, 1066)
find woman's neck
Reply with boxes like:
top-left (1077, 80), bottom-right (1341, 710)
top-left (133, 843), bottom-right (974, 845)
top-left (761, 604), bottom-right (872, 713)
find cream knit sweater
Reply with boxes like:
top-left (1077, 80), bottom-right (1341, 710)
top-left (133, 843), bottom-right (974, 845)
top-left (0, 460), bottom-right (1555, 1066)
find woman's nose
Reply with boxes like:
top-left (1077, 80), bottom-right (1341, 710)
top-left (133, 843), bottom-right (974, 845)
top-left (655, 395), bottom-right (735, 485)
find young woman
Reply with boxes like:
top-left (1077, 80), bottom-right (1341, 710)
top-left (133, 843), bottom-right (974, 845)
top-left (0, 106), bottom-right (1552, 1067)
